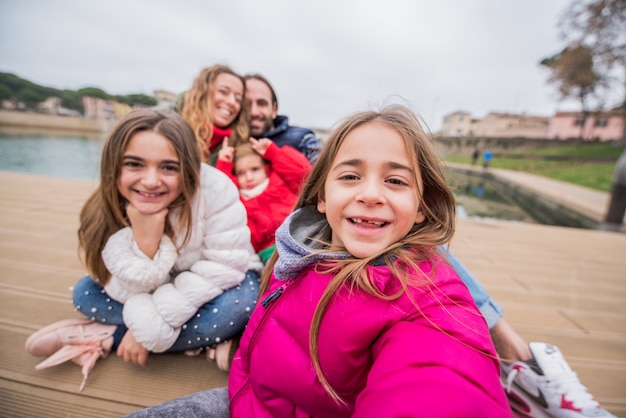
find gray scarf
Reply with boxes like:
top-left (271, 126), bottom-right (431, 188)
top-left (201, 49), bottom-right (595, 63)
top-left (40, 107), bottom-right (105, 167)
top-left (273, 206), bottom-right (351, 280)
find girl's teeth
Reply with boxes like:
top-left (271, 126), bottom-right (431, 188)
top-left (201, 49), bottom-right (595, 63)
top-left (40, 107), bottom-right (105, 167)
top-left (351, 218), bottom-right (384, 226)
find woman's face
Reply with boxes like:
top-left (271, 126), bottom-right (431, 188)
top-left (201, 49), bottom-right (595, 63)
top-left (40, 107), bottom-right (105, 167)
top-left (210, 73), bottom-right (244, 128)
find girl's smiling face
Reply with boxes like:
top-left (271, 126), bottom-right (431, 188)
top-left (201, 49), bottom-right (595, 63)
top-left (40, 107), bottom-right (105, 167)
top-left (317, 121), bottom-right (425, 258)
top-left (211, 73), bottom-right (244, 128)
top-left (117, 131), bottom-right (182, 215)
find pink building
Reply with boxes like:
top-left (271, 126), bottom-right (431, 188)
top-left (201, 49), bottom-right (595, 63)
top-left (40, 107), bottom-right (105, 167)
top-left (547, 111), bottom-right (624, 141)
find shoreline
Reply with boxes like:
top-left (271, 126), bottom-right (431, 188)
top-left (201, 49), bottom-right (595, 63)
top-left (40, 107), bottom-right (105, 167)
top-left (0, 109), bottom-right (114, 136)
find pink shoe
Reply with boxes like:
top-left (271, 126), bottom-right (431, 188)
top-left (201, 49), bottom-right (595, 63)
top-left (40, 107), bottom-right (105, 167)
top-left (25, 319), bottom-right (116, 391)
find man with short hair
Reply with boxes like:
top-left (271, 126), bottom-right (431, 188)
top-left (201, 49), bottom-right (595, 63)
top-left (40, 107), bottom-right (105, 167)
top-left (244, 74), bottom-right (321, 164)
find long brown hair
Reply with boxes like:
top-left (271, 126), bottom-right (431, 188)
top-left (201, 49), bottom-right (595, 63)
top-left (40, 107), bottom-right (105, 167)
top-left (181, 65), bottom-right (249, 160)
top-left (78, 109), bottom-right (201, 285)
top-left (261, 104), bottom-right (456, 403)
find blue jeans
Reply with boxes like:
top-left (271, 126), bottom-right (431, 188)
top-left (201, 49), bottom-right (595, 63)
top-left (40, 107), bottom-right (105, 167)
top-left (72, 270), bottom-right (260, 352)
top-left (439, 247), bottom-right (504, 329)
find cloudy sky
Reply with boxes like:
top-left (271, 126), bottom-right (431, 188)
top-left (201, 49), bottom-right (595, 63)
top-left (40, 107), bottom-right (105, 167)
top-left (0, 0), bottom-right (593, 132)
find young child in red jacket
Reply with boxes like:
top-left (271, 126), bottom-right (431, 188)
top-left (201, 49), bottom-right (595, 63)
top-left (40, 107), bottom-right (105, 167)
top-left (216, 137), bottom-right (311, 263)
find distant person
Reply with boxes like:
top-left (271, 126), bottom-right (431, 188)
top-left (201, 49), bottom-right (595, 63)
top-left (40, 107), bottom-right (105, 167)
top-left (472, 148), bottom-right (480, 165)
top-left (126, 104), bottom-right (513, 417)
top-left (601, 148), bottom-right (626, 232)
top-left (482, 149), bottom-right (493, 169)
top-left (25, 109), bottom-right (262, 391)
top-left (178, 65), bottom-right (250, 164)
top-left (244, 74), bottom-right (322, 164)
top-left (216, 137), bottom-right (311, 263)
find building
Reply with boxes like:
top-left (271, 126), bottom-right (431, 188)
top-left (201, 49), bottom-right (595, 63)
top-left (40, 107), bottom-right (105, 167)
top-left (82, 97), bottom-right (114, 119)
top-left (440, 111), bottom-right (474, 136)
top-left (470, 112), bottom-right (549, 139)
top-left (38, 97), bottom-right (62, 114)
top-left (153, 89), bottom-right (178, 108)
top-left (547, 111), bottom-right (624, 142)
top-left (441, 111), bottom-right (549, 138)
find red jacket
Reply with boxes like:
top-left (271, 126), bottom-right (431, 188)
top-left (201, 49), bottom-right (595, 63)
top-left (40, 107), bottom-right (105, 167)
top-left (217, 144), bottom-right (311, 253)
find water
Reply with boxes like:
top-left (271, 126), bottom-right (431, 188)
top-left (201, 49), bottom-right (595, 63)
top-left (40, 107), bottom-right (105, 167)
top-left (0, 133), bottom-right (535, 224)
top-left (448, 172), bottom-right (536, 224)
top-left (0, 133), bottom-right (105, 181)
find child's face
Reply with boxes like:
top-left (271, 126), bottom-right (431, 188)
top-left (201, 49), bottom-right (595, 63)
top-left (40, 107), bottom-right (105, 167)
top-left (235, 154), bottom-right (268, 190)
top-left (118, 131), bottom-right (182, 215)
top-left (317, 122), bottom-right (425, 258)
top-left (211, 73), bottom-right (244, 128)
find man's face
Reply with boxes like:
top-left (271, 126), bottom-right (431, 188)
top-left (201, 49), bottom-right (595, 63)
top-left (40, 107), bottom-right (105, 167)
top-left (246, 78), bottom-right (277, 137)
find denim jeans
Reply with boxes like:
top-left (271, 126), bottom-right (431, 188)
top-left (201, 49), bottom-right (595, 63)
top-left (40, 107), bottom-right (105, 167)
top-left (439, 247), bottom-right (504, 329)
top-left (72, 270), bottom-right (260, 352)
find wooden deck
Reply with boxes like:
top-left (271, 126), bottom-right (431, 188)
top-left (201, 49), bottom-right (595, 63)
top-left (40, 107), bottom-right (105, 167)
top-left (1, 169), bottom-right (625, 417)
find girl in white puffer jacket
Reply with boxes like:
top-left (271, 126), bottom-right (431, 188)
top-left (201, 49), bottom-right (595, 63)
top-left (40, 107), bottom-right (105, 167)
top-left (25, 109), bottom-right (262, 391)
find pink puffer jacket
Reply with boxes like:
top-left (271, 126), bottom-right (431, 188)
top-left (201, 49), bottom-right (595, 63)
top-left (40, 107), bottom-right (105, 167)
top-left (228, 257), bottom-right (513, 417)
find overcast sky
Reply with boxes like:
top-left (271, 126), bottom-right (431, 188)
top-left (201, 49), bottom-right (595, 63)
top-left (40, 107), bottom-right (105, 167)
top-left (0, 0), bottom-right (597, 132)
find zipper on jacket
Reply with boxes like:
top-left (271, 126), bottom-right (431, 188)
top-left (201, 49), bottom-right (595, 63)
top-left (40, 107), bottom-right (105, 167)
top-left (260, 286), bottom-right (284, 307)
top-left (250, 278), bottom-right (295, 354)
top-left (231, 277), bottom-right (297, 409)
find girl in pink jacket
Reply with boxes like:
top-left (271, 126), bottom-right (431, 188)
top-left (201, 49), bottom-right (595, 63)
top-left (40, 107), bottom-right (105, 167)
top-left (126, 104), bottom-right (513, 418)
top-left (227, 104), bottom-right (512, 417)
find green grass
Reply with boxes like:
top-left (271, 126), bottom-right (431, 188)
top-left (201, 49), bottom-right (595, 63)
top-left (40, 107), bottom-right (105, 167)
top-left (445, 143), bottom-right (624, 192)
top-left (519, 143), bottom-right (624, 158)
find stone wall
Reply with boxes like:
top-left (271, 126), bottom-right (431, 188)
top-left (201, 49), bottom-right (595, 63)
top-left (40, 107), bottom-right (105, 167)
top-left (448, 165), bottom-right (601, 229)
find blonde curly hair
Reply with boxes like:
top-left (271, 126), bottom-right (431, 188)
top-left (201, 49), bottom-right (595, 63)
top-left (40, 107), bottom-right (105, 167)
top-left (181, 65), bottom-right (250, 162)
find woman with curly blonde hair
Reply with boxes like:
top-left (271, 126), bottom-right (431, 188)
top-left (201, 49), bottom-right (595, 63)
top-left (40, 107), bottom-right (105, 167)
top-left (180, 65), bottom-right (250, 164)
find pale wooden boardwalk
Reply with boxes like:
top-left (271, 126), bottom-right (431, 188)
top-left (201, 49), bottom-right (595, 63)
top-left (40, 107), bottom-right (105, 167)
top-left (1, 170), bottom-right (625, 417)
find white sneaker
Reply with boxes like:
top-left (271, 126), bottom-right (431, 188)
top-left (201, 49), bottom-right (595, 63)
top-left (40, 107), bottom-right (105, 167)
top-left (502, 342), bottom-right (615, 418)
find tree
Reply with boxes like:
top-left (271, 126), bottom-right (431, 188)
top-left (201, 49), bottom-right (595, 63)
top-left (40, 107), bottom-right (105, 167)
top-left (0, 84), bottom-right (13, 100)
top-left (114, 93), bottom-right (157, 107)
top-left (77, 87), bottom-right (109, 100)
top-left (16, 87), bottom-right (47, 109)
top-left (557, 0), bottom-right (626, 230)
top-left (61, 89), bottom-right (84, 113)
top-left (0, 72), bottom-right (30, 94)
top-left (541, 45), bottom-right (604, 139)
top-left (558, 0), bottom-right (626, 142)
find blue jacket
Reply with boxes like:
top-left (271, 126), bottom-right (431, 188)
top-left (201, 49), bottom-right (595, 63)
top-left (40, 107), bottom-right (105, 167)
top-left (258, 115), bottom-right (322, 164)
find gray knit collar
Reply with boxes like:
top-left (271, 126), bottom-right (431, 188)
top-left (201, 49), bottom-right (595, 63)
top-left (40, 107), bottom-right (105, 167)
top-left (274, 206), bottom-right (351, 280)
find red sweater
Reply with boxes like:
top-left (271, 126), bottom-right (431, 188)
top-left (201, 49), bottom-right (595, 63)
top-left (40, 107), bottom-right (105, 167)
top-left (217, 143), bottom-right (311, 253)
top-left (204, 124), bottom-right (232, 161)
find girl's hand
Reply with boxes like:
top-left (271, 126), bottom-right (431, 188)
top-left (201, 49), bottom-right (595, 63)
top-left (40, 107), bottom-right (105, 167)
top-left (126, 203), bottom-right (168, 259)
top-left (218, 138), bottom-right (234, 162)
top-left (117, 330), bottom-right (150, 367)
top-left (249, 137), bottom-right (272, 156)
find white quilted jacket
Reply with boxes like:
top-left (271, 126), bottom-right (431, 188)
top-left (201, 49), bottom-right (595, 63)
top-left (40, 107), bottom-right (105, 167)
top-left (102, 164), bottom-right (262, 352)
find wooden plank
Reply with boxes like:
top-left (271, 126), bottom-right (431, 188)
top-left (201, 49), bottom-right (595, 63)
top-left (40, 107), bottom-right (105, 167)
top-left (1, 171), bottom-right (625, 417)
